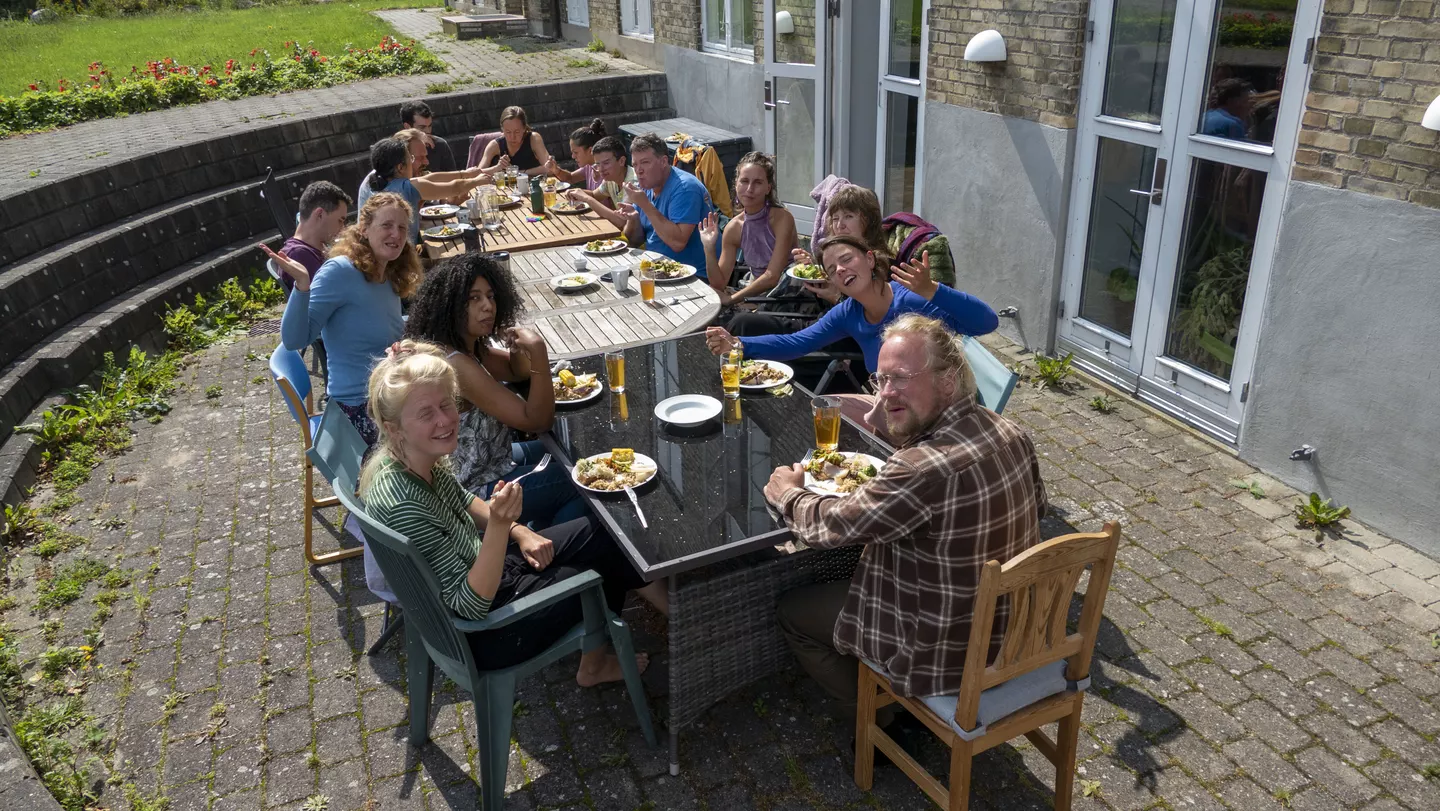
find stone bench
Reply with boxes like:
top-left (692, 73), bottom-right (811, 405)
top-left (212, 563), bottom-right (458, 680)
top-left (440, 13), bottom-right (529, 40)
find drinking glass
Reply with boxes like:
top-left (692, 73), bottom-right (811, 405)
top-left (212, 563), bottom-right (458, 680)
top-left (605, 350), bottom-right (626, 393)
top-left (610, 393), bottom-right (630, 426)
top-left (639, 268), bottom-right (656, 303)
top-left (544, 188), bottom-right (558, 209)
top-left (720, 346), bottom-right (742, 399)
top-left (812, 396), bottom-right (841, 452)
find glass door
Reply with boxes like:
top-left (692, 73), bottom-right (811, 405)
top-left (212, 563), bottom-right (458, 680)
top-left (764, 0), bottom-right (827, 233)
top-left (1059, 0), bottom-right (1320, 443)
top-left (874, 0), bottom-right (926, 214)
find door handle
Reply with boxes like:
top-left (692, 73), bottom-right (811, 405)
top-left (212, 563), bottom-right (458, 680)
top-left (764, 80), bottom-right (775, 110)
top-left (1130, 157), bottom-right (1168, 206)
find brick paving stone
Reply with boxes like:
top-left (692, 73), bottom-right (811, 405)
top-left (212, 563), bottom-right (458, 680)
top-left (1364, 682), bottom-right (1440, 735)
top-left (1298, 712), bottom-right (1384, 767)
top-left (1231, 699), bottom-right (1312, 752)
top-left (1221, 737), bottom-right (1309, 792)
top-left (1292, 745), bottom-right (1382, 806)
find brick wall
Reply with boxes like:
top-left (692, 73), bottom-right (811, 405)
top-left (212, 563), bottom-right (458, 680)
top-left (655, 0), bottom-right (701, 48)
top-left (590, 0), bottom-right (620, 34)
top-left (927, 0), bottom-right (1088, 128)
top-left (1296, 0), bottom-right (1440, 207)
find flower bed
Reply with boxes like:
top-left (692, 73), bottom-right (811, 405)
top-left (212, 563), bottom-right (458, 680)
top-left (0, 35), bottom-right (444, 135)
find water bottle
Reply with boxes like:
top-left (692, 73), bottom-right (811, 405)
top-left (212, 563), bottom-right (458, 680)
top-left (530, 181), bottom-right (545, 215)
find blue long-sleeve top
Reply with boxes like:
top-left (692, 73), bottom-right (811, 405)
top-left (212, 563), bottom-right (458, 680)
top-left (740, 282), bottom-right (998, 371)
top-left (280, 256), bottom-right (404, 406)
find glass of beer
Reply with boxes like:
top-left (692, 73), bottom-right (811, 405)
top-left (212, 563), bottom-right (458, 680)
top-left (812, 396), bottom-right (841, 452)
top-left (723, 398), bottom-right (743, 425)
top-left (639, 267), bottom-right (656, 303)
top-left (720, 346), bottom-right (742, 399)
top-left (543, 183), bottom-right (557, 210)
top-left (610, 392), bottom-right (629, 426)
top-left (605, 350), bottom-right (625, 393)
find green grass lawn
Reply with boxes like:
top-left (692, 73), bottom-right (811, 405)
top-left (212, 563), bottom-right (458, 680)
top-left (0, 0), bottom-right (436, 95)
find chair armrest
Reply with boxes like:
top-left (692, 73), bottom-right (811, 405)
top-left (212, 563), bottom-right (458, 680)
top-left (450, 570), bottom-right (605, 633)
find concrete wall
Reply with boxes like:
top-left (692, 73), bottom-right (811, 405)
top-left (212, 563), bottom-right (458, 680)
top-left (662, 45), bottom-right (764, 150)
top-left (1241, 180), bottom-right (1440, 558)
top-left (920, 101), bottom-right (1074, 351)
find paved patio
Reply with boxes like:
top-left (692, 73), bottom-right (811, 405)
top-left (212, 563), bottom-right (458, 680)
top-left (2, 327), bottom-right (1436, 811)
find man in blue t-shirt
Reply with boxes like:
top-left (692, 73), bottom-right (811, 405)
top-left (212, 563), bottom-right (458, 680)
top-left (619, 133), bottom-right (711, 278)
top-left (1202, 78), bottom-right (1253, 141)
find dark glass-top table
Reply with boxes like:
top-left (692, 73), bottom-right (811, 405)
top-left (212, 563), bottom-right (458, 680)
top-left (541, 334), bottom-right (888, 579)
top-left (540, 334), bottom-right (892, 775)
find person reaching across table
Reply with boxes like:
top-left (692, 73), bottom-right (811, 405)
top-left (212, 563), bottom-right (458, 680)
top-left (357, 137), bottom-right (494, 243)
top-left (765, 314), bottom-right (1047, 758)
top-left (477, 105), bottom-right (555, 175)
top-left (617, 133), bottom-right (710, 276)
top-left (696, 151), bottom-right (797, 305)
top-left (359, 340), bottom-right (668, 681)
top-left (276, 181), bottom-right (353, 293)
top-left (564, 135), bottom-right (637, 227)
top-left (264, 192), bottom-right (422, 446)
top-left (403, 254), bottom-right (586, 529)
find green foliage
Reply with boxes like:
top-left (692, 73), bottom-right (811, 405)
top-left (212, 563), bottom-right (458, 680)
top-left (1294, 492), bottom-right (1350, 529)
top-left (585, 38), bottom-right (606, 53)
top-left (34, 557), bottom-right (110, 613)
top-left (302, 795), bottom-right (330, 811)
top-left (565, 57), bottom-right (597, 69)
top-left (1080, 779), bottom-right (1102, 798)
top-left (0, 37), bottom-right (444, 135)
top-left (1230, 478), bottom-right (1267, 499)
top-left (1089, 394), bottom-right (1114, 413)
top-left (424, 80), bottom-right (454, 93)
top-left (39, 646), bottom-right (93, 681)
top-left (1215, 12), bottom-right (1293, 49)
top-left (205, 384), bottom-right (224, 399)
top-left (1031, 352), bottom-right (1075, 390)
top-left (13, 697), bottom-right (102, 811)
top-left (0, 624), bottom-right (24, 706)
top-left (1422, 762), bottom-right (1440, 780)
top-left (165, 276), bottom-right (283, 351)
top-left (496, 43), bottom-right (513, 52)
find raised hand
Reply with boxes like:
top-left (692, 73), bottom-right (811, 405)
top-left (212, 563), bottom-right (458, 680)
top-left (892, 250), bottom-right (939, 301)
top-left (258, 243), bottom-right (312, 291)
top-left (622, 181), bottom-right (647, 207)
top-left (488, 480), bottom-right (523, 525)
top-left (705, 326), bottom-right (739, 355)
top-left (617, 202), bottom-right (641, 224)
top-left (790, 247), bottom-right (814, 266)
top-left (698, 211), bottom-right (720, 248)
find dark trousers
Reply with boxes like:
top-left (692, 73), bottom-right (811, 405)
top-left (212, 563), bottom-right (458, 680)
top-left (777, 580), bottom-right (896, 727)
top-left (467, 517), bottom-right (646, 671)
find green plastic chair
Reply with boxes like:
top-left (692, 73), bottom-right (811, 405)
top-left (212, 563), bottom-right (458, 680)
top-left (332, 479), bottom-right (657, 809)
top-left (963, 336), bottom-right (1019, 414)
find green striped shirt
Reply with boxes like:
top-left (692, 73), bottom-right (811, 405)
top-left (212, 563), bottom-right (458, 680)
top-left (365, 457), bottom-right (494, 620)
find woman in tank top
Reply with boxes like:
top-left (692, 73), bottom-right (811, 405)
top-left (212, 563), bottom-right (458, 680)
top-left (696, 152), bottom-right (797, 305)
top-left (477, 105), bottom-right (555, 175)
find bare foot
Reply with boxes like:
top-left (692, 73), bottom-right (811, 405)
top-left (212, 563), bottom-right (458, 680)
top-left (576, 652), bottom-right (649, 687)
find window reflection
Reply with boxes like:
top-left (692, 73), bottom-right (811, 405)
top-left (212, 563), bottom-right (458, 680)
top-left (1078, 139), bottom-right (1157, 338)
top-left (1197, 0), bottom-right (1296, 144)
top-left (1103, 0), bottom-right (1176, 123)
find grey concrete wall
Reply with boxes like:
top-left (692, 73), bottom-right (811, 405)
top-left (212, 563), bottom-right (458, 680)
top-left (1241, 181), bottom-right (1440, 558)
top-left (841, 0), bottom-right (879, 188)
top-left (662, 46), bottom-right (764, 150)
top-left (919, 102), bottom-right (1073, 351)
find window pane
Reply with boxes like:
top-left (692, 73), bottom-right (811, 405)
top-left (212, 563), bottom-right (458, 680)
top-left (886, 0), bottom-right (923, 80)
top-left (1103, 0), bottom-right (1177, 123)
top-left (1197, 0), bottom-right (1297, 144)
top-left (731, 0), bottom-right (753, 48)
top-left (1164, 158), bottom-right (1266, 380)
top-left (774, 76), bottom-right (816, 205)
top-left (704, 0), bottom-right (724, 47)
top-left (774, 0), bottom-right (816, 65)
top-left (881, 93), bottom-right (918, 214)
top-left (1077, 138), bottom-right (1156, 338)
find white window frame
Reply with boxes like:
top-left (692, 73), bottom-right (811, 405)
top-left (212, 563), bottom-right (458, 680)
top-left (566, 0), bottom-right (589, 27)
top-left (621, 0), bottom-right (653, 38)
top-left (873, 0), bottom-right (929, 216)
top-left (702, 0), bottom-right (755, 56)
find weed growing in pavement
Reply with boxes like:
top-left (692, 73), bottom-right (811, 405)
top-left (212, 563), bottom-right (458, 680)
top-left (205, 384), bottom-right (224, 399)
top-left (13, 696), bottom-right (105, 811)
top-left (425, 81), bottom-right (454, 93)
top-left (1422, 763), bottom-right (1440, 780)
top-left (585, 38), bottom-right (606, 52)
top-left (0, 625), bottom-right (24, 706)
top-left (1196, 613), bottom-right (1234, 638)
top-left (1089, 394), bottom-right (1114, 413)
top-left (303, 795), bottom-right (331, 811)
top-left (1273, 788), bottom-right (1293, 807)
top-left (123, 785), bottom-right (171, 811)
top-left (496, 44), bottom-right (514, 52)
top-left (566, 57), bottom-right (598, 69)
top-left (1031, 351), bottom-right (1074, 390)
top-left (41, 618), bottom-right (64, 644)
top-left (39, 646), bottom-right (92, 681)
top-left (1295, 492), bottom-right (1350, 537)
top-left (34, 558), bottom-right (110, 613)
top-left (1081, 779), bottom-right (1102, 798)
top-left (1230, 478), bottom-right (1267, 499)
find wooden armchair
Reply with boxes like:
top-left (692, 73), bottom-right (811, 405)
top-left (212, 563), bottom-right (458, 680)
top-left (854, 521), bottom-right (1122, 810)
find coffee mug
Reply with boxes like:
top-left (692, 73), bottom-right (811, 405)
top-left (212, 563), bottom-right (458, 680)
top-left (613, 267), bottom-right (631, 293)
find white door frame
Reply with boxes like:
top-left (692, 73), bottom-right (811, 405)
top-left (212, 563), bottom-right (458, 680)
top-left (873, 0), bottom-right (929, 215)
top-left (1058, 0), bottom-right (1322, 443)
top-left (763, 0), bottom-right (828, 234)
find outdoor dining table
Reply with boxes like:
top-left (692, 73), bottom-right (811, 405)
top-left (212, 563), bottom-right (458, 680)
top-left (506, 245), bottom-right (719, 360)
top-left (421, 202), bottom-right (621, 259)
top-left (539, 333), bottom-right (893, 775)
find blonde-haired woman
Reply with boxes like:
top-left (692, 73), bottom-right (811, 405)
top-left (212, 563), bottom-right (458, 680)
top-left (265, 191), bottom-right (424, 445)
top-left (358, 341), bottom-right (666, 680)
top-left (696, 152), bottom-right (797, 305)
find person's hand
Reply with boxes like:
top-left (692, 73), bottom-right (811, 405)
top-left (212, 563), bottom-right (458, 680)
top-left (514, 527), bottom-right (555, 570)
top-left (705, 327), bottom-right (738, 355)
top-left (698, 211), bottom-right (720, 248)
top-left (622, 181), bottom-right (647, 206)
top-left (716, 288), bottom-right (732, 307)
top-left (259, 243), bottom-right (312, 291)
top-left (764, 463), bottom-right (805, 504)
top-left (488, 480), bottom-right (523, 525)
top-left (542, 155), bottom-right (557, 177)
top-left (502, 327), bottom-right (548, 363)
top-left (892, 251), bottom-right (939, 300)
top-left (617, 202), bottom-right (641, 225)
top-left (790, 247), bottom-right (813, 265)
top-left (803, 278), bottom-right (842, 305)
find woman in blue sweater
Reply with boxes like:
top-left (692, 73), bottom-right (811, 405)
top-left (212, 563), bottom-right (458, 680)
top-left (263, 192), bottom-right (424, 446)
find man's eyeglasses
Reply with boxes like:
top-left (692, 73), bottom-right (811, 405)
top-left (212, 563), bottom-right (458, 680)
top-left (869, 369), bottom-right (930, 392)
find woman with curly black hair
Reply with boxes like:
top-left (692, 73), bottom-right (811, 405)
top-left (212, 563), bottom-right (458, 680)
top-left (404, 253), bottom-right (584, 528)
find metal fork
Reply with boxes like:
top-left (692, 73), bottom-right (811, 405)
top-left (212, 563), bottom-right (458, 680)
top-left (662, 294), bottom-right (705, 305)
top-left (505, 453), bottom-right (552, 486)
top-left (623, 485), bottom-right (648, 528)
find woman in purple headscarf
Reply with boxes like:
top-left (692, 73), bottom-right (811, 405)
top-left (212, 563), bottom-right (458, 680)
top-left (697, 152), bottom-right (798, 306)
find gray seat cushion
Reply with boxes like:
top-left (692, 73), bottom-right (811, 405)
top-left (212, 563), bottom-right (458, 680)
top-left (866, 658), bottom-right (1087, 742)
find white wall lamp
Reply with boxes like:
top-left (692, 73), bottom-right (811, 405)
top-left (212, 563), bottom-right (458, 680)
top-left (775, 10), bottom-right (794, 36)
top-left (1423, 93), bottom-right (1440, 131)
top-left (963, 29), bottom-right (1007, 63)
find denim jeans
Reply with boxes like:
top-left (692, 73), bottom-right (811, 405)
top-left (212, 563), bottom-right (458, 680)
top-left (481, 440), bottom-right (589, 529)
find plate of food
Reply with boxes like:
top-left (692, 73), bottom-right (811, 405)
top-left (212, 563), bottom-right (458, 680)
top-left (421, 223), bottom-right (473, 240)
top-left (485, 193), bottom-right (524, 209)
top-left (639, 256), bottom-right (696, 282)
top-left (573, 449), bottom-right (657, 493)
top-left (419, 204), bottom-right (459, 219)
top-left (551, 273), bottom-right (598, 291)
top-left (584, 238), bottom-right (631, 255)
top-left (802, 450), bottom-right (886, 497)
top-left (550, 199), bottom-right (591, 215)
top-left (785, 263), bottom-right (826, 282)
top-left (552, 370), bottom-right (601, 404)
top-left (541, 180), bottom-right (571, 191)
top-left (737, 360), bottom-right (794, 390)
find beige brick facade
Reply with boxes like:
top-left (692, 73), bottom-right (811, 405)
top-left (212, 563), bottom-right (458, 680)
top-left (589, 0), bottom-right (620, 35)
top-left (655, 0), bottom-right (702, 49)
top-left (926, 0), bottom-right (1089, 129)
top-left (1297, 0), bottom-right (1440, 207)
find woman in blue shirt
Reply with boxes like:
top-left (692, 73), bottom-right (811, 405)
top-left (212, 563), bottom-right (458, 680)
top-left (262, 192), bottom-right (424, 446)
top-left (357, 137), bottom-right (495, 244)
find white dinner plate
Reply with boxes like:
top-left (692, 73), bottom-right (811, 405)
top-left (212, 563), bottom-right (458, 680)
top-left (641, 256), bottom-right (698, 283)
top-left (419, 204), bottom-right (459, 219)
top-left (737, 360), bottom-right (794, 390)
top-left (421, 223), bottom-right (473, 240)
top-left (785, 265), bottom-right (827, 283)
top-left (654, 395), bottom-right (722, 427)
top-left (583, 240), bottom-right (630, 255)
top-left (549, 200), bottom-right (590, 215)
top-left (552, 376), bottom-right (602, 405)
top-left (802, 451), bottom-right (887, 497)
top-left (571, 452), bottom-right (658, 493)
top-left (551, 272), bottom-right (598, 292)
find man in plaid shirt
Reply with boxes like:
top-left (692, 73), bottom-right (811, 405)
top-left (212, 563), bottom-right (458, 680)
top-left (767, 315), bottom-right (1047, 744)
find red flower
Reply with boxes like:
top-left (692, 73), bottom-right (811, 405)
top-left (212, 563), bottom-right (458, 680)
top-left (205, 78), bottom-right (218, 87)
top-left (318, 56), bottom-right (327, 62)
top-left (27, 83), bottom-right (37, 91)
top-left (250, 48), bottom-right (258, 56)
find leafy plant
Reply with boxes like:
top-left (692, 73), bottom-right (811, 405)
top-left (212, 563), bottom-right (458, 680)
top-left (1032, 352), bottom-right (1075, 390)
top-left (566, 57), bottom-right (598, 69)
top-left (1294, 492), bottom-right (1350, 532)
top-left (585, 38), bottom-right (606, 53)
top-left (205, 384), bottom-right (224, 399)
top-left (1080, 778), bottom-right (1102, 797)
top-left (13, 697), bottom-right (103, 811)
top-left (302, 795), bottom-right (331, 811)
top-left (1089, 394), bottom-right (1114, 413)
top-left (1422, 762), bottom-right (1440, 780)
top-left (425, 81), bottom-right (454, 94)
top-left (1230, 479), bottom-right (1266, 499)
top-left (39, 646), bottom-right (93, 681)
top-left (35, 558), bottom-right (110, 613)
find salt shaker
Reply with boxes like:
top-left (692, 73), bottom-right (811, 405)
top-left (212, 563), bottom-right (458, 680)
top-left (572, 255), bottom-right (588, 272)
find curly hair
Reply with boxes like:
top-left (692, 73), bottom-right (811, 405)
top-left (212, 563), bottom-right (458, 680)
top-left (826, 185), bottom-right (887, 252)
top-left (403, 253), bottom-right (525, 357)
top-left (329, 192), bottom-right (424, 298)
